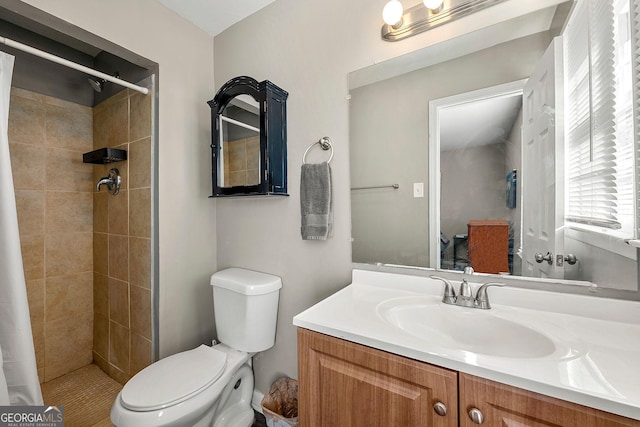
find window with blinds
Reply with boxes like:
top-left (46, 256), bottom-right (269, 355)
top-left (564, 0), bottom-right (636, 238)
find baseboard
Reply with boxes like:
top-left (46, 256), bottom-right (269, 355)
top-left (252, 390), bottom-right (264, 413)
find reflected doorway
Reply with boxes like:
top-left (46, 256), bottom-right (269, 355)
top-left (429, 80), bottom-right (525, 274)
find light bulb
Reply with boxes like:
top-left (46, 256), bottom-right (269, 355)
top-left (423, 0), bottom-right (444, 10)
top-left (382, 0), bottom-right (403, 26)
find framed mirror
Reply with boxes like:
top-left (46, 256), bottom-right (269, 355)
top-left (208, 76), bottom-right (288, 197)
top-left (349, 1), bottom-right (640, 295)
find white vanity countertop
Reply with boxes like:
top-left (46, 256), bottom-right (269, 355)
top-left (293, 269), bottom-right (640, 420)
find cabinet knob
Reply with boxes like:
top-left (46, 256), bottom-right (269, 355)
top-left (433, 401), bottom-right (447, 416)
top-left (468, 408), bottom-right (484, 424)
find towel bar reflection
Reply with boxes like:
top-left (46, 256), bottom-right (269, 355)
top-left (351, 184), bottom-right (400, 191)
top-left (303, 137), bottom-right (333, 164)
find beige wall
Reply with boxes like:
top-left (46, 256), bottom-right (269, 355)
top-left (212, 0), bottom-right (510, 392)
top-left (213, 0), bottom-right (360, 393)
top-left (92, 88), bottom-right (153, 385)
top-left (17, 0), bottom-right (217, 358)
top-left (8, 88), bottom-right (94, 382)
top-left (212, 0), bottom-right (565, 393)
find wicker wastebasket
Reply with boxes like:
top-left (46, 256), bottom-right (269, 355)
top-left (261, 377), bottom-right (298, 427)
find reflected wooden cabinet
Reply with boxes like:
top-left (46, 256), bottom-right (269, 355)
top-left (298, 329), bottom-right (640, 427)
top-left (467, 219), bottom-right (510, 274)
top-left (298, 328), bottom-right (458, 427)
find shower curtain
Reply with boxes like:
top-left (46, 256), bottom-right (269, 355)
top-left (0, 51), bottom-right (43, 405)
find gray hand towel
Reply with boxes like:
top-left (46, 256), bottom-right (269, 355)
top-left (300, 162), bottom-right (333, 240)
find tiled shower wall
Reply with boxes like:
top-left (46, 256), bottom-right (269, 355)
top-left (8, 87), bottom-right (152, 385)
top-left (92, 88), bottom-right (152, 385)
top-left (8, 88), bottom-right (94, 382)
top-left (222, 136), bottom-right (260, 186)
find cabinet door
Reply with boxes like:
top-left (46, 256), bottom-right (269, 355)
top-left (298, 328), bottom-right (458, 427)
top-left (459, 373), bottom-right (640, 427)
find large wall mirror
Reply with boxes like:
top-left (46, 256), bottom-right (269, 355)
top-left (349, 0), bottom-right (640, 295)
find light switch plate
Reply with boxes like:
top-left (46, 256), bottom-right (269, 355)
top-left (413, 182), bottom-right (424, 198)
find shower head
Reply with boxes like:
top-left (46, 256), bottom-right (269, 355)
top-left (88, 77), bottom-right (106, 93)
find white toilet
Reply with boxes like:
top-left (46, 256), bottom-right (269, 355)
top-left (110, 268), bottom-right (282, 427)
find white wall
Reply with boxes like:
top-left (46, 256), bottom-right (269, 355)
top-left (564, 235), bottom-right (637, 290)
top-left (17, 0), bottom-right (218, 358)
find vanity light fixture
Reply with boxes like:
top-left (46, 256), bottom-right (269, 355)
top-left (381, 0), bottom-right (508, 42)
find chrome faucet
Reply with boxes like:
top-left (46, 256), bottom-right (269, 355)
top-left (96, 168), bottom-right (121, 195)
top-left (430, 275), bottom-right (504, 309)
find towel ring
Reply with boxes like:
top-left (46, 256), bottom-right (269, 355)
top-left (302, 137), bottom-right (334, 164)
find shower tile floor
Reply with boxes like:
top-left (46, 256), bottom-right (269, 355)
top-left (41, 364), bottom-right (121, 427)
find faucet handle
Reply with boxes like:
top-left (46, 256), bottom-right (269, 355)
top-left (430, 276), bottom-right (457, 304)
top-left (474, 282), bottom-right (505, 309)
top-left (459, 279), bottom-right (472, 298)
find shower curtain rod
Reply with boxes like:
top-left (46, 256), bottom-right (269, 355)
top-left (0, 36), bottom-right (149, 95)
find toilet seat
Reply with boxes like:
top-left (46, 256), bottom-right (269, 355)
top-left (120, 345), bottom-right (227, 411)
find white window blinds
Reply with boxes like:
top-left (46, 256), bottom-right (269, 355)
top-left (564, 0), bottom-right (636, 236)
top-left (632, 0), bottom-right (640, 236)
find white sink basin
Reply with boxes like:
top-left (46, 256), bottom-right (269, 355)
top-left (376, 296), bottom-right (556, 358)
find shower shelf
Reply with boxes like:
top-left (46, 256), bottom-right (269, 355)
top-left (83, 147), bottom-right (127, 164)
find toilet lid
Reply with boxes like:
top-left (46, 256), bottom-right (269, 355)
top-left (121, 344), bottom-right (227, 411)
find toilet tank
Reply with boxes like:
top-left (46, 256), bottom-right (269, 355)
top-left (210, 268), bottom-right (282, 353)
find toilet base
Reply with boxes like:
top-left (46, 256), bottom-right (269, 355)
top-left (212, 363), bottom-right (255, 427)
top-left (213, 407), bottom-right (253, 427)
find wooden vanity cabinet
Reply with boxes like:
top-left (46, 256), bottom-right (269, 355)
top-left (298, 328), bottom-right (458, 427)
top-left (298, 328), bottom-right (640, 427)
top-left (459, 374), bottom-right (640, 427)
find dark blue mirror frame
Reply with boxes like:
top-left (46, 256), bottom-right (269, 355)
top-left (207, 76), bottom-right (289, 197)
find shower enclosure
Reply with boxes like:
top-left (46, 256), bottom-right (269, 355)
top-left (8, 80), bottom-right (155, 385)
top-left (3, 12), bottom-right (157, 388)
